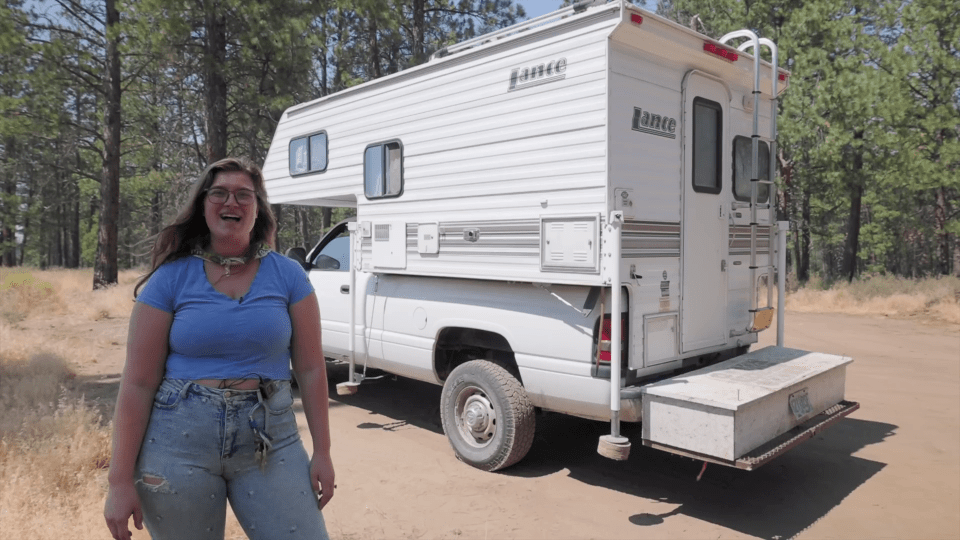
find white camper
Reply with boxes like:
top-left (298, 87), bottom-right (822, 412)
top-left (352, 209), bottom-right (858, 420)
top-left (264, 0), bottom-right (859, 472)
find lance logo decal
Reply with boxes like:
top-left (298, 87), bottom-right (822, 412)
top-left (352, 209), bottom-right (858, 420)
top-left (632, 107), bottom-right (677, 139)
top-left (508, 58), bottom-right (567, 92)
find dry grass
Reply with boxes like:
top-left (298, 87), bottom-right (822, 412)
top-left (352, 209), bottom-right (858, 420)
top-left (0, 268), bottom-right (137, 539)
top-left (0, 348), bottom-right (112, 538)
top-left (787, 274), bottom-right (960, 324)
top-left (0, 267), bottom-right (251, 539)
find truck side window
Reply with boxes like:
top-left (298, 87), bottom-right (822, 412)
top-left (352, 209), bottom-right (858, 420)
top-left (733, 136), bottom-right (770, 203)
top-left (692, 98), bottom-right (722, 194)
top-left (289, 131), bottom-right (328, 175)
top-left (364, 140), bottom-right (403, 199)
top-left (311, 231), bottom-right (350, 271)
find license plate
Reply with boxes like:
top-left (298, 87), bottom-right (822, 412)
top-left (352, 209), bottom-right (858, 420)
top-left (789, 388), bottom-right (812, 420)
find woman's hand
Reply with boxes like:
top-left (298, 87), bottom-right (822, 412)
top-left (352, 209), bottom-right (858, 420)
top-left (311, 452), bottom-right (336, 510)
top-left (104, 482), bottom-right (144, 540)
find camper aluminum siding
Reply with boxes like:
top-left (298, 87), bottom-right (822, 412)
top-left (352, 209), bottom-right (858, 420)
top-left (263, 2), bottom-right (787, 293)
top-left (603, 10), bottom-right (784, 365)
top-left (264, 7), bottom-right (622, 286)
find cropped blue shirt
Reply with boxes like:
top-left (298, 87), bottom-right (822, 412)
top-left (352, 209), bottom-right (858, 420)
top-left (136, 251), bottom-right (314, 380)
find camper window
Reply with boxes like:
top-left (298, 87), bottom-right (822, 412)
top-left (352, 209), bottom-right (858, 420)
top-left (364, 141), bottom-right (403, 199)
top-left (732, 136), bottom-right (770, 203)
top-left (692, 98), bottom-right (722, 194)
top-left (288, 131), bottom-right (328, 175)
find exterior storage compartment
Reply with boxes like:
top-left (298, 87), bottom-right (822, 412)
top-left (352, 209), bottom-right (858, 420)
top-left (641, 346), bottom-right (853, 462)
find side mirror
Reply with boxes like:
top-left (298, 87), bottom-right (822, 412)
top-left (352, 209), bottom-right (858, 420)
top-left (285, 247), bottom-right (309, 269)
top-left (314, 254), bottom-right (340, 270)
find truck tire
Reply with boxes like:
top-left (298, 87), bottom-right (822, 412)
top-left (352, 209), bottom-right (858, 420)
top-left (440, 360), bottom-right (535, 471)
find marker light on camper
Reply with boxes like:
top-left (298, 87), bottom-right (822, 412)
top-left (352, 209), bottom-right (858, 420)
top-left (703, 42), bottom-right (739, 62)
top-left (630, 14), bottom-right (643, 25)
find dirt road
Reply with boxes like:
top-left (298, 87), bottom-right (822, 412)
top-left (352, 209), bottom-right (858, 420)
top-left (74, 312), bottom-right (959, 539)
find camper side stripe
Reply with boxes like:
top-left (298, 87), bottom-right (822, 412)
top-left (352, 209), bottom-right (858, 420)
top-left (360, 219), bottom-right (684, 259)
top-left (622, 220), bottom-right (680, 258)
top-left (728, 225), bottom-right (772, 256)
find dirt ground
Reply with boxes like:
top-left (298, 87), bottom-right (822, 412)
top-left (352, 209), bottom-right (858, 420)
top-left (65, 312), bottom-right (959, 540)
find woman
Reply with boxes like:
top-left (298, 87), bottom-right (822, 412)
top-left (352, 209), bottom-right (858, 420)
top-left (104, 157), bottom-right (335, 540)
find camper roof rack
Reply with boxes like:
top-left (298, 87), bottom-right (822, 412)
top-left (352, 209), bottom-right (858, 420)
top-left (429, 0), bottom-right (615, 62)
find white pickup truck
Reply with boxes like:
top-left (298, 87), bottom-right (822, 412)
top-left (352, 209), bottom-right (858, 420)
top-left (273, 2), bottom-right (859, 473)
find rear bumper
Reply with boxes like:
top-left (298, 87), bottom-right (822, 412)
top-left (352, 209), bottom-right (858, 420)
top-left (642, 400), bottom-right (860, 470)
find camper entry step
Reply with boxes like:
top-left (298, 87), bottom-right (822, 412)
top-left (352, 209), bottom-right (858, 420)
top-left (640, 346), bottom-right (853, 462)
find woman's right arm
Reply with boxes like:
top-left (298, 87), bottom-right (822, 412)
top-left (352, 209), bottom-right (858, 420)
top-left (104, 302), bottom-right (172, 540)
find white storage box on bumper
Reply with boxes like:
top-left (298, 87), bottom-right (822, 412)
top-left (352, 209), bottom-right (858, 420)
top-left (641, 346), bottom-right (858, 468)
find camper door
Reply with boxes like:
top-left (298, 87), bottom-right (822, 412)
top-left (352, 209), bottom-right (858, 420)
top-left (680, 72), bottom-right (729, 352)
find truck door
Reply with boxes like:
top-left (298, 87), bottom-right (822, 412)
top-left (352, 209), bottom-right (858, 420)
top-left (680, 72), bottom-right (729, 352)
top-left (306, 221), bottom-right (355, 360)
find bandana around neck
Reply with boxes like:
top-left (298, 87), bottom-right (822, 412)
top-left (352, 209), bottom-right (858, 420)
top-left (192, 244), bottom-right (270, 277)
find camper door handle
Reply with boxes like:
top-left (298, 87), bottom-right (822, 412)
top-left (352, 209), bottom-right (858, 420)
top-left (340, 285), bottom-right (350, 294)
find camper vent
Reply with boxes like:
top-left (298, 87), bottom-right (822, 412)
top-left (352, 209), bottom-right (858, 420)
top-left (374, 224), bottom-right (390, 241)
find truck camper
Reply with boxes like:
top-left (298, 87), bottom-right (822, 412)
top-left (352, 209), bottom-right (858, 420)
top-left (264, 0), bottom-right (859, 472)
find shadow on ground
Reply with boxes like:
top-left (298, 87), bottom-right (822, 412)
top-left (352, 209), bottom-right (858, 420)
top-left (323, 364), bottom-right (892, 540)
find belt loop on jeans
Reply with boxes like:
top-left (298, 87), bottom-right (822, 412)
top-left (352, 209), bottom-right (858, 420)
top-left (179, 380), bottom-right (193, 400)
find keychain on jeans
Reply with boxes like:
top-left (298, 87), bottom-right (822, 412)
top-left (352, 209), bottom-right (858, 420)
top-left (250, 387), bottom-right (274, 470)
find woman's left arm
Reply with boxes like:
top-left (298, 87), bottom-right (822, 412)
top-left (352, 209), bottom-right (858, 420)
top-left (289, 293), bottom-right (336, 510)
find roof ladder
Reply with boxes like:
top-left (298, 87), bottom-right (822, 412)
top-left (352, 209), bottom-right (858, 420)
top-left (720, 31), bottom-right (779, 334)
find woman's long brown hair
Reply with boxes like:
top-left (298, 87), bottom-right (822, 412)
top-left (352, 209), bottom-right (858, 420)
top-left (134, 157), bottom-right (277, 297)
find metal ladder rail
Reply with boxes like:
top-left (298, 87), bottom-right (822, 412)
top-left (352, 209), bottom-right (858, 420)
top-left (719, 30), bottom-right (771, 331)
top-left (737, 38), bottom-right (780, 315)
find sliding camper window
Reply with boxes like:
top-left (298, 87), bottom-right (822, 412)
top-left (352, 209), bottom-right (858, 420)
top-left (692, 98), bottom-right (722, 194)
top-left (732, 136), bottom-right (770, 203)
top-left (289, 132), bottom-right (328, 175)
top-left (364, 141), bottom-right (403, 199)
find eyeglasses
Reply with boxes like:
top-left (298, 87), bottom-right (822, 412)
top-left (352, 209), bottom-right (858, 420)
top-left (205, 187), bottom-right (257, 206)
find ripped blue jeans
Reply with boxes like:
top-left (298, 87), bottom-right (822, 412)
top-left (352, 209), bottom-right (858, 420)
top-left (135, 379), bottom-right (329, 540)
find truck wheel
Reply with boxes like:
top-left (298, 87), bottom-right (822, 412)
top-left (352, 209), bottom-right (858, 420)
top-left (440, 360), bottom-right (535, 471)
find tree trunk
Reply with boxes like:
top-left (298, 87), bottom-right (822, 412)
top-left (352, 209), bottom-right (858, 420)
top-left (204, 0), bottom-right (228, 162)
top-left (798, 191), bottom-right (810, 283)
top-left (321, 207), bottom-right (332, 231)
top-left (271, 203), bottom-right (283, 252)
top-left (297, 206), bottom-right (310, 248)
top-left (840, 131), bottom-right (864, 282)
top-left (93, 0), bottom-right (121, 289)
top-left (841, 182), bottom-right (862, 282)
top-left (69, 197), bottom-right (80, 268)
top-left (934, 186), bottom-right (950, 276)
top-left (412, 0), bottom-right (425, 65)
top-left (368, 16), bottom-right (381, 78)
top-left (1, 178), bottom-right (15, 267)
top-left (1, 136), bottom-right (18, 267)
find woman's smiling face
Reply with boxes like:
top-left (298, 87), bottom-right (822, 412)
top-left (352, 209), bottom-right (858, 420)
top-left (203, 170), bottom-right (259, 245)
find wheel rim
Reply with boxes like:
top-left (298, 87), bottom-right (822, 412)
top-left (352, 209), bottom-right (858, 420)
top-left (454, 385), bottom-right (497, 448)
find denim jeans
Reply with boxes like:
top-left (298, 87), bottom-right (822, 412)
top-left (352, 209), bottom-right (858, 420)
top-left (135, 379), bottom-right (329, 540)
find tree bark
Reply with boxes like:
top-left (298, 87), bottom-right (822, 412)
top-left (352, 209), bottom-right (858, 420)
top-left (368, 16), bottom-right (381, 78)
top-left (321, 207), bottom-right (332, 231)
top-left (204, 0), bottom-right (228, 162)
top-left (93, 0), bottom-right (121, 289)
top-left (840, 131), bottom-right (864, 282)
top-left (799, 190), bottom-right (810, 283)
top-left (412, 0), bottom-right (425, 65)
top-left (934, 186), bottom-right (950, 276)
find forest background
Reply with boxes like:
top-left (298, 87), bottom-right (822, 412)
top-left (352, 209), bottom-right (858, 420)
top-left (1, 0), bottom-right (957, 288)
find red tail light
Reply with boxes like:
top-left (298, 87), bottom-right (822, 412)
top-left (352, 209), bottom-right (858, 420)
top-left (598, 314), bottom-right (628, 365)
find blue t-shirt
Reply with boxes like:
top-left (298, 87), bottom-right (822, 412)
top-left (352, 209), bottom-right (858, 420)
top-left (136, 251), bottom-right (315, 380)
